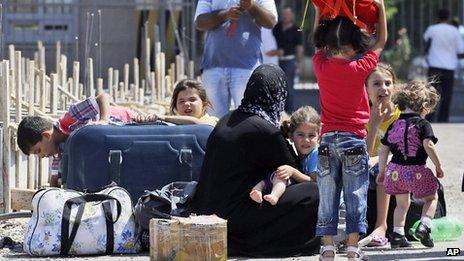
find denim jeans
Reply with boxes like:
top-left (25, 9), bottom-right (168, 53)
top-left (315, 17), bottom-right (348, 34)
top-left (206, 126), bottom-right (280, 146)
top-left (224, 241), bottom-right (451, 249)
top-left (201, 67), bottom-right (256, 118)
top-left (316, 132), bottom-right (369, 236)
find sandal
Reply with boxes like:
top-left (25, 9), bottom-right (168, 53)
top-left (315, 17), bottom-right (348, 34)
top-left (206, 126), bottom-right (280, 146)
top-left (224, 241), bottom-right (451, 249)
top-left (319, 245), bottom-right (336, 261)
top-left (346, 246), bottom-right (368, 261)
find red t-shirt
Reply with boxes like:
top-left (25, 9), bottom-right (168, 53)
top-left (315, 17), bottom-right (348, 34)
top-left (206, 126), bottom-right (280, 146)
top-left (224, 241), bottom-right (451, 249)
top-left (312, 50), bottom-right (379, 138)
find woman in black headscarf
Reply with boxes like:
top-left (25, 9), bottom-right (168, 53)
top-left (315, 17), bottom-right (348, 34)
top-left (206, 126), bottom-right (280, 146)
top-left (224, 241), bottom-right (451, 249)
top-left (194, 64), bottom-right (320, 257)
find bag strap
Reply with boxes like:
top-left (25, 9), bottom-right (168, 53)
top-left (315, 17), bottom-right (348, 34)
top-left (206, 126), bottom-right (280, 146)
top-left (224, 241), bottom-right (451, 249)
top-left (60, 194), bottom-right (122, 255)
top-left (102, 201), bottom-right (114, 255)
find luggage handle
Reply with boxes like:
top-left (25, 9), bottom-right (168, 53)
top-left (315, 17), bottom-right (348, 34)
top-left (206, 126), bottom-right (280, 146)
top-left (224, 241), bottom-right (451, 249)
top-left (179, 149), bottom-right (193, 181)
top-left (109, 150), bottom-right (122, 185)
top-left (60, 194), bottom-right (122, 255)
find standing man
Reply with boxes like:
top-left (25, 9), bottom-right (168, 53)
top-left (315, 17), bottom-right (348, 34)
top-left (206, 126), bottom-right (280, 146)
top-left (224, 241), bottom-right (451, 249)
top-left (423, 8), bottom-right (464, 122)
top-left (195, 0), bottom-right (278, 118)
top-left (272, 6), bottom-right (303, 113)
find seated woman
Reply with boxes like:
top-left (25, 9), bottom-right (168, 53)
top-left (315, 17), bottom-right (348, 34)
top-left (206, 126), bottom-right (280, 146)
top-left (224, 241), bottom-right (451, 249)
top-left (193, 64), bottom-right (320, 257)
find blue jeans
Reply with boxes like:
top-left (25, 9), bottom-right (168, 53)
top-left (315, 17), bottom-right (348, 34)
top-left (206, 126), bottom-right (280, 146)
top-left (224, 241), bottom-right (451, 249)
top-left (201, 67), bottom-right (256, 118)
top-left (316, 132), bottom-right (369, 236)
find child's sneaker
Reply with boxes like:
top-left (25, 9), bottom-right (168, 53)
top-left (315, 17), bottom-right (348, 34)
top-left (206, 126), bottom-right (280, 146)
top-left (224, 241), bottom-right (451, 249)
top-left (414, 222), bottom-right (434, 248)
top-left (390, 232), bottom-right (412, 248)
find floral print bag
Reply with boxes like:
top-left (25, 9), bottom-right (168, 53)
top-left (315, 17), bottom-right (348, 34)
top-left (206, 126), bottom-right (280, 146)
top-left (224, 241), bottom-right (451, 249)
top-left (24, 186), bottom-right (140, 256)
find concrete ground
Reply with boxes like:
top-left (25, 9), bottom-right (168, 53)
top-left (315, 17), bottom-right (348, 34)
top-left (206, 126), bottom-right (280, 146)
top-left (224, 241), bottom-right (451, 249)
top-left (1, 124), bottom-right (463, 260)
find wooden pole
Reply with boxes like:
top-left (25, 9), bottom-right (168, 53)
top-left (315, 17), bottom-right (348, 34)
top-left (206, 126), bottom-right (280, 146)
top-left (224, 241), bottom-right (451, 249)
top-left (38, 41), bottom-right (46, 72)
top-left (119, 82), bottom-right (125, 101)
top-left (124, 63), bottom-right (129, 99)
top-left (15, 51), bottom-right (22, 122)
top-left (175, 55), bottom-right (181, 83)
top-left (97, 78), bottom-right (103, 95)
top-left (72, 61), bottom-right (80, 97)
top-left (55, 41), bottom-right (61, 74)
top-left (169, 63), bottom-right (175, 92)
top-left (27, 61), bottom-right (35, 115)
top-left (108, 67), bottom-right (113, 99)
top-left (60, 54), bottom-right (67, 92)
top-left (160, 52), bottom-right (166, 100)
top-left (150, 71), bottom-right (156, 103)
top-left (1, 61), bottom-right (11, 212)
top-left (188, 60), bottom-right (195, 79)
top-left (87, 58), bottom-right (94, 97)
top-left (39, 69), bottom-right (46, 112)
top-left (27, 61), bottom-right (35, 189)
top-left (51, 73), bottom-right (58, 115)
top-left (134, 58), bottom-right (139, 91)
top-left (113, 69), bottom-right (119, 100)
top-left (155, 54), bottom-right (161, 101)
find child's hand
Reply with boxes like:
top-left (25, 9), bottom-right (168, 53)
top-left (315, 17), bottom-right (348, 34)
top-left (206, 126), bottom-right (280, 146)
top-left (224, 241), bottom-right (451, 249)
top-left (376, 171), bottom-right (385, 185)
top-left (275, 165), bottom-right (295, 180)
top-left (370, 102), bottom-right (388, 128)
top-left (133, 113), bottom-right (159, 123)
top-left (436, 166), bottom-right (444, 178)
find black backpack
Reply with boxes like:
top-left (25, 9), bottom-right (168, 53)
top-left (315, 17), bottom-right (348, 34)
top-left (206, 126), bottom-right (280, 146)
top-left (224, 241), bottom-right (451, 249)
top-left (134, 181), bottom-right (198, 250)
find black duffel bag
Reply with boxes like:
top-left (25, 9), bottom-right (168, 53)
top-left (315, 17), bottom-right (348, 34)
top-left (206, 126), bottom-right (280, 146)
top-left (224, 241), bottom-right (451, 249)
top-left (134, 181), bottom-right (198, 250)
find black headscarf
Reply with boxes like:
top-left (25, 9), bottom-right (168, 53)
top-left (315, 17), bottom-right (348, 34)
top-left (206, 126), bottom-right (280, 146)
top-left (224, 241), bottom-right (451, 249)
top-left (238, 64), bottom-right (287, 127)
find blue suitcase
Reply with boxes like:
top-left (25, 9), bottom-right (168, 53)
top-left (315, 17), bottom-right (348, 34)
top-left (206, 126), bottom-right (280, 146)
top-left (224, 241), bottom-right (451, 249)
top-left (61, 124), bottom-right (213, 203)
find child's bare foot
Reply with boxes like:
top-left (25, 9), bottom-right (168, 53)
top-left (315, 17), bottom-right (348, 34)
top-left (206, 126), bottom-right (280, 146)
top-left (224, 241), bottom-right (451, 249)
top-left (263, 194), bottom-right (279, 205)
top-left (250, 190), bottom-right (263, 203)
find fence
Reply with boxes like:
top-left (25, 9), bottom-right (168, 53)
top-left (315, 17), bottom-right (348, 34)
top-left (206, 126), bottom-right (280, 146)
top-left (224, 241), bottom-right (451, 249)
top-left (0, 37), bottom-right (195, 213)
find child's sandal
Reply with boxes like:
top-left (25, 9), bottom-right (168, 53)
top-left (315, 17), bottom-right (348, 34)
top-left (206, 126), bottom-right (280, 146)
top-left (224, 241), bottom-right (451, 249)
top-left (319, 245), bottom-right (336, 261)
top-left (346, 246), bottom-right (368, 261)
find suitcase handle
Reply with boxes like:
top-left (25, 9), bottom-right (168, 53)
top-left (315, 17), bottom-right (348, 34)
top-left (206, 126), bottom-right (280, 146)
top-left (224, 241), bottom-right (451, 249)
top-left (109, 150), bottom-right (123, 185)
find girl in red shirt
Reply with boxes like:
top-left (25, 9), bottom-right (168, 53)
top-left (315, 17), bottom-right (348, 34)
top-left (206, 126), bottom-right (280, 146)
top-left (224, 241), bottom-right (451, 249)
top-left (311, 0), bottom-right (387, 260)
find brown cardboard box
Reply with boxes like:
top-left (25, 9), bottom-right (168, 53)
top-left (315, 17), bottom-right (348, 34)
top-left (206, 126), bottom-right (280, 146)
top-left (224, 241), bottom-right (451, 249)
top-left (150, 215), bottom-right (227, 261)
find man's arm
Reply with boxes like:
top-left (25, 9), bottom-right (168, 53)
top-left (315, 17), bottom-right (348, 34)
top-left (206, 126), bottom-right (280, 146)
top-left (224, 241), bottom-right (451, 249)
top-left (196, 8), bottom-right (242, 31)
top-left (241, 0), bottom-right (277, 29)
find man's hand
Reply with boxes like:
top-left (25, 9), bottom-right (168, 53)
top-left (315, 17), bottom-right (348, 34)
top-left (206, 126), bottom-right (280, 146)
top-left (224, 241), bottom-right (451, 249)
top-left (227, 6), bottom-right (244, 20)
top-left (240, 0), bottom-right (254, 11)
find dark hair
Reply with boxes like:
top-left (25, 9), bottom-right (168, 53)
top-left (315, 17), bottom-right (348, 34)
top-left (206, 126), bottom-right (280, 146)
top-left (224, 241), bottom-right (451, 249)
top-left (393, 80), bottom-right (440, 115)
top-left (281, 106), bottom-right (320, 138)
top-left (313, 16), bottom-right (371, 54)
top-left (170, 79), bottom-right (211, 115)
top-left (438, 8), bottom-right (450, 21)
top-left (17, 116), bottom-right (53, 155)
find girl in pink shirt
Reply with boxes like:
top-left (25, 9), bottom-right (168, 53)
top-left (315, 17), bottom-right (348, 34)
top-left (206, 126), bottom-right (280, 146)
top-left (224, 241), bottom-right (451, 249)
top-left (311, 0), bottom-right (387, 260)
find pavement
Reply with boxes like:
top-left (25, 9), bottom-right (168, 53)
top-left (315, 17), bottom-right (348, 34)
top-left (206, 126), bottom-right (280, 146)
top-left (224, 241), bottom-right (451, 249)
top-left (1, 124), bottom-right (463, 261)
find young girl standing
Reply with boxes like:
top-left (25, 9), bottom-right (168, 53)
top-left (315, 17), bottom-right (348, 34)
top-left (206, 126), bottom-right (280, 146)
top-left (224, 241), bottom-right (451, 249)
top-left (312, 0), bottom-right (387, 259)
top-left (363, 63), bottom-right (401, 246)
top-left (134, 79), bottom-right (218, 126)
top-left (249, 106), bottom-right (320, 205)
top-left (377, 81), bottom-right (443, 249)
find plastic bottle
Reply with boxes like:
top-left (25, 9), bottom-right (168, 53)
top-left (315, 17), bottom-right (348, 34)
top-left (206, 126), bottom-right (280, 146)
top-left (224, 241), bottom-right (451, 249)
top-left (409, 217), bottom-right (464, 241)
